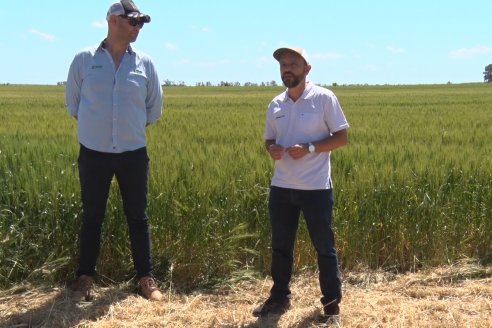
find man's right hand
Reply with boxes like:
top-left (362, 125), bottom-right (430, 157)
top-left (268, 143), bottom-right (285, 160)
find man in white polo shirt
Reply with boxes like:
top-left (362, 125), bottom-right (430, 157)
top-left (253, 47), bottom-right (349, 326)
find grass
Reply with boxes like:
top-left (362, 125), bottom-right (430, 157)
top-left (0, 259), bottom-right (490, 327)
top-left (0, 83), bottom-right (491, 289)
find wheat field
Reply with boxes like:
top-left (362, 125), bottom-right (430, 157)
top-left (0, 83), bottom-right (490, 289)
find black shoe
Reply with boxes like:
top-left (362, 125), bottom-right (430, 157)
top-left (323, 300), bottom-right (340, 316)
top-left (252, 297), bottom-right (291, 317)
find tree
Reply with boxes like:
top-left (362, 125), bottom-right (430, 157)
top-left (484, 64), bottom-right (492, 82)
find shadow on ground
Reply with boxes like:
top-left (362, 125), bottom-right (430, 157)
top-left (0, 284), bottom-right (131, 328)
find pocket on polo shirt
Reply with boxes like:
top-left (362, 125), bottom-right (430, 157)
top-left (126, 71), bottom-right (147, 87)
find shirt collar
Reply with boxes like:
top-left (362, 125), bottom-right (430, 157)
top-left (98, 39), bottom-right (134, 55)
top-left (281, 81), bottom-right (313, 102)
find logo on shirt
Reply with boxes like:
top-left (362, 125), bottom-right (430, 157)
top-left (91, 65), bottom-right (103, 69)
top-left (275, 115), bottom-right (286, 120)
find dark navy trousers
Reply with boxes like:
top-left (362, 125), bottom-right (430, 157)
top-left (76, 144), bottom-right (153, 278)
top-left (268, 186), bottom-right (342, 306)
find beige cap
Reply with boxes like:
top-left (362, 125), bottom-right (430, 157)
top-left (273, 47), bottom-right (309, 64)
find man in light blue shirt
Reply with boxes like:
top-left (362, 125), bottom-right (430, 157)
top-left (66, 0), bottom-right (163, 302)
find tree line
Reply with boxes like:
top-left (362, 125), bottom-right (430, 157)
top-left (164, 80), bottom-right (279, 87)
top-left (49, 67), bottom-right (492, 86)
top-left (484, 64), bottom-right (492, 82)
top-left (53, 80), bottom-right (280, 87)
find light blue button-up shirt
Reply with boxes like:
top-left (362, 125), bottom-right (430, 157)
top-left (66, 40), bottom-right (163, 153)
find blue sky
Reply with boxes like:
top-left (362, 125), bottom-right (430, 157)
top-left (2, 0), bottom-right (491, 86)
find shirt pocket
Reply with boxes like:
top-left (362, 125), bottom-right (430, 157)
top-left (121, 71), bottom-right (148, 106)
top-left (126, 71), bottom-right (147, 88)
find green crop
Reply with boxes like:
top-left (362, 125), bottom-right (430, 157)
top-left (0, 83), bottom-right (490, 288)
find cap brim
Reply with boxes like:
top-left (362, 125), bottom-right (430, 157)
top-left (127, 12), bottom-right (151, 22)
top-left (273, 47), bottom-right (304, 61)
top-left (273, 47), bottom-right (309, 64)
top-left (273, 48), bottom-right (291, 61)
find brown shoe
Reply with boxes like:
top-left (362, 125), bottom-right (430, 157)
top-left (71, 274), bottom-right (94, 301)
top-left (139, 276), bottom-right (163, 301)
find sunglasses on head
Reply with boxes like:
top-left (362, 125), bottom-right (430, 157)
top-left (119, 15), bottom-right (145, 28)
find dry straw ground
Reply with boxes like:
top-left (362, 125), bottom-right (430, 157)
top-left (1, 260), bottom-right (490, 328)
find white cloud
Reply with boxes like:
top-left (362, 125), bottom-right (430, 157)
top-left (191, 26), bottom-right (211, 33)
top-left (165, 43), bottom-right (177, 51)
top-left (311, 52), bottom-right (344, 60)
top-left (28, 29), bottom-right (55, 41)
top-left (92, 20), bottom-right (106, 28)
top-left (448, 45), bottom-right (492, 59)
top-left (386, 46), bottom-right (405, 54)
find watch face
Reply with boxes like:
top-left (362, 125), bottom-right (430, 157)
top-left (309, 144), bottom-right (315, 152)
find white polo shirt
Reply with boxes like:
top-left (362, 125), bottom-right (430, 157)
top-left (264, 82), bottom-right (349, 190)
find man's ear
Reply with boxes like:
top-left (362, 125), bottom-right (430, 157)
top-left (305, 64), bottom-right (312, 75)
top-left (108, 15), bottom-right (118, 26)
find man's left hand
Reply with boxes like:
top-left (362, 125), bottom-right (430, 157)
top-left (286, 144), bottom-right (308, 160)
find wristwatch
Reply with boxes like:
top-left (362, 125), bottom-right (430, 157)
top-left (308, 142), bottom-right (315, 153)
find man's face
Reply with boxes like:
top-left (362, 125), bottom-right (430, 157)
top-left (114, 15), bottom-right (143, 43)
top-left (279, 53), bottom-right (310, 88)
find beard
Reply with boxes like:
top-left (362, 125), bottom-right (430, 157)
top-left (281, 72), bottom-right (303, 88)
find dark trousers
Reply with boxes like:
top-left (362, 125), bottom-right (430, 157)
top-left (268, 186), bottom-right (342, 305)
top-left (76, 144), bottom-right (153, 278)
